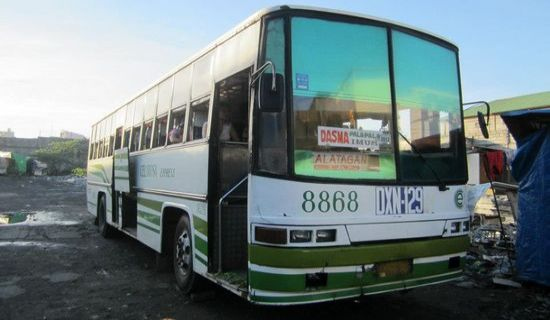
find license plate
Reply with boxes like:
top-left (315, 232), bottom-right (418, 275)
top-left (375, 259), bottom-right (412, 277)
top-left (375, 187), bottom-right (423, 215)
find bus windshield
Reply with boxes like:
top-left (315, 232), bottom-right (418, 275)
top-left (289, 17), bottom-right (465, 182)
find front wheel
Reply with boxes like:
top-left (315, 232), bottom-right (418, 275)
top-left (173, 215), bottom-right (200, 293)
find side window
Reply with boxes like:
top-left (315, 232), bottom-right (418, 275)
top-left (141, 121), bottom-right (153, 150)
top-left (91, 142), bottom-right (96, 160)
top-left (168, 108), bottom-right (186, 145)
top-left (131, 126), bottom-right (141, 152)
top-left (188, 100), bottom-right (209, 141)
top-left (123, 129), bottom-right (131, 149)
top-left (98, 140), bottom-right (104, 158)
top-left (114, 127), bottom-right (123, 150)
top-left (153, 115), bottom-right (168, 148)
top-left (108, 135), bottom-right (114, 156)
top-left (257, 18), bottom-right (288, 175)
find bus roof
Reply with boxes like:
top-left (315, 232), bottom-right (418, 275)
top-left (95, 5), bottom-right (456, 125)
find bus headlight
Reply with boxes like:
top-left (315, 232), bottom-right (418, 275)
top-left (290, 230), bottom-right (312, 243)
top-left (316, 229), bottom-right (336, 242)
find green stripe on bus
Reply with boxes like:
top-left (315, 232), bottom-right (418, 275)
top-left (250, 271), bottom-right (460, 304)
top-left (114, 165), bottom-right (128, 171)
top-left (114, 176), bottom-right (129, 180)
top-left (250, 236), bottom-right (469, 268)
top-left (193, 215), bottom-right (208, 237)
top-left (138, 221), bottom-right (160, 234)
top-left (195, 253), bottom-right (208, 266)
top-left (249, 258), bottom-right (463, 292)
top-left (194, 235), bottom-right (207, 256)
top-left (137, 210), bottom-right (161, 226)
top-left (137, 197), bottom-right (162, 212)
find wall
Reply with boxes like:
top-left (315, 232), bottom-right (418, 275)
top-left (0, 137), bottom-right (65, 156)
top-left (464, 114), bottom-right (516, 149)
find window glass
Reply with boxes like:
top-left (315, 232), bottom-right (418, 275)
top-left (134, 95), bottom-right (145, 125)
top-left (115, 106), bottom-right (126, 129)
top-left (104, 116), bottom-right (113, 139)
top-left (144, 87), bottom-right (157, 121)
top-left (123, 129), bottom-right (131, 148)
top-left (153, 115), bottom-right (168, 147)
top-left (125, 102), bottom-right (135, 127)
top-left (114, 127), bottom-right (123, 150)
top-left (172, 67), bottom-right (191, 108)
top-left (157, 76), bottom-right (173, 115)
top-left (92, 142), bottom-right (98, 159)
top-left (392, 30), bottom-right (465, 182)
top-left (98, 140), bottom-right (104, 158)
top-left (291, 17), bottom-right (395, 180)
top-left (257, 18), bottom-right (288, 175)
top-left (141, 121), bottom-right (153, 150)
top-left (107, 136), bottom-right (114, 156)
top-left (191, 53), bottom-right (214, 99)
top-left (188, 100), bottom-right (209, 141)
top-left (168, 108), bottom-right (186, 144)
top-left (130, 126), bottom-right (141, 152)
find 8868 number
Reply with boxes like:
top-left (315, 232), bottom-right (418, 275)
top-left (302, 190), bottom-right (358, 213)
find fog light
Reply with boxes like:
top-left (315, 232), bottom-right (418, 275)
top-left (316, 229), bottom-right (336, 242)
top-left (255, 226), bottom-right (287, 244)
top-left (290, 230), bottom-right (312, 243)
top-left (463, 221), bottom-right (470, 232)
top-left (450, 222), bottom-right (461, 233)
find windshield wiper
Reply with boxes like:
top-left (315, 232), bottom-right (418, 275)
top-left (397, 131), bottom-right (449, 191)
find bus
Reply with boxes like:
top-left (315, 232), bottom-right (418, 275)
top-left (87, 5), bottom-right (473, 305)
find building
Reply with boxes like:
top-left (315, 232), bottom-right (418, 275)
top-left (463, 91), bottom-right (550, 149)
top-left (60, 130), bottom-right (86, 140)
top-left (0, 128), bottom-right (15, 138)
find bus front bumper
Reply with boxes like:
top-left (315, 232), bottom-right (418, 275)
top-left (248, 236), bottom-right (469, 305)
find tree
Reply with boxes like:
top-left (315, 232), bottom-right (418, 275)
top-left (32, 139), bottom-right (88, 175)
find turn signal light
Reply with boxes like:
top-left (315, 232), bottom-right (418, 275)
top-left (255, 226), bottom-right (287, 244)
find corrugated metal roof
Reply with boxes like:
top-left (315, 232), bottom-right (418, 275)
top-left (463, 91), bottom-right (550, 118)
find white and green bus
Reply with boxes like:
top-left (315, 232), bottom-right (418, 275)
top-left (87, 5), bottom-right (472, 305)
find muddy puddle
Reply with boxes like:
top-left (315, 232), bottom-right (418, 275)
top-left (0, 211), bottom-right (79, 226)
top-left (0, 212), bottom-right (32, 224)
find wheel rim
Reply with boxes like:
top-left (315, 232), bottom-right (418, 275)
top-left (175, 230), bottom-right (191, 277)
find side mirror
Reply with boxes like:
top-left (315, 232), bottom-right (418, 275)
top-left (258, 73), bottom-right (284, 112)
top-left (463, 101), bottom-right (491, 139)
top-left (477, 111), bottom-right (489, 139)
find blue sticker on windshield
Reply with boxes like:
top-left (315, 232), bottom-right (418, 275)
top-left (296, 73), bottom-right (309, 90)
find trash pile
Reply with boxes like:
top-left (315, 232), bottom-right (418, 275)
top-left (463, 187), bottom-right (520, 288)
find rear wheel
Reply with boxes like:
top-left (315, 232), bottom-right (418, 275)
top-left (97, 195), bottom-right (115, 238)
top-left (173, 215), bottom-right (200, 293)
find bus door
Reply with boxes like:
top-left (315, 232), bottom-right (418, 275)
top-left (113, 148), bottom-right (131, 227)
top-left (209, 69), bottom-right (251, 274)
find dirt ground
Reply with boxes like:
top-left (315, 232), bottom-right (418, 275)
top-left (1, 176), bottom-right (549, 320)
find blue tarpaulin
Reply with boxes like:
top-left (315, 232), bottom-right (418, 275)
top-left (501, 109), bottom-right (550, 286)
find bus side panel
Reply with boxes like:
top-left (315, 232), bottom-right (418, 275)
top-left (131, 144), bottom-right (209, 254)
top-left (86, 157), bottom-right (114, 221)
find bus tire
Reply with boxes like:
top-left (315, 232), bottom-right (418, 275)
top-left (173, 215), bottom-right (200, 294)
top-left (98, 195), bottom-right (115, 238)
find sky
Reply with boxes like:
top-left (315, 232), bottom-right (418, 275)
top-left (1, 0), bottom-right (549, 138)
